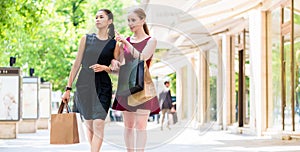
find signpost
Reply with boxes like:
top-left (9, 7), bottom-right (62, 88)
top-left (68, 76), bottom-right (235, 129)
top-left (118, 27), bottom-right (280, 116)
top-left (18, 77), bottom-right (39, 133)
top-left (37, 81), bottom-right (52, 129)
top-left (0, 67), bottom-right (21, 139)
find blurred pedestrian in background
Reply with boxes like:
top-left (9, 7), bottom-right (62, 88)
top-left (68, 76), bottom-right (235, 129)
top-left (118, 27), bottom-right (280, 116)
top-left (159, 80), bottom-right (172, 130)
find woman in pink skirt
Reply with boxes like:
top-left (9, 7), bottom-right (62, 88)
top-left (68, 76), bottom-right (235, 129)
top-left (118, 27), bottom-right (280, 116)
top-left (113, 7), bottom-right (160, 152)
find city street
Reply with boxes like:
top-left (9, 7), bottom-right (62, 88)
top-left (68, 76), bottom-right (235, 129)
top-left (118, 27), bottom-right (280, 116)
top-left (1, 121), bottom-right (300, 152)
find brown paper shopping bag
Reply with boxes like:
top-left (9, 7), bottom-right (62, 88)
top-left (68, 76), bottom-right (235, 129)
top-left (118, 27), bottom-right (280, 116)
top-left (50, 101), bottom-right (79, 144)
top-left (128, 62), bottom-right (157, 106)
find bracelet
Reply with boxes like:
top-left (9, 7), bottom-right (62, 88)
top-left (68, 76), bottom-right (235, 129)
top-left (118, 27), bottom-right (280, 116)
top-left (65, 87), bottom-right (72, 91)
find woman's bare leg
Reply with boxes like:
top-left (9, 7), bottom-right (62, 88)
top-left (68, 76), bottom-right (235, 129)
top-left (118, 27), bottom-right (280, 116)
top-left (91, 119), bottom-right (105, 152)
top-left (135, 109), bottom-right (150, 152)
top-left (123, 111), bottom-right (135, 152)
top-left (85, 120), bottom-right (94, 146)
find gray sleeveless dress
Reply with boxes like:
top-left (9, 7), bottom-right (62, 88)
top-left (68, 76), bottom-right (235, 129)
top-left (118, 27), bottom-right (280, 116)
top-left (75, 33), bottom-right (116, 120)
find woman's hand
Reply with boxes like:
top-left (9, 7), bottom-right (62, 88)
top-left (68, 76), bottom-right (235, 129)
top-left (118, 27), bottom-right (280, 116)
top-left (62, 91), bottom-right (71, 103)
top-left (90, 64), bottom-right (109, 72)
top-left (115, 31), bottom-right (133, 55)
top-left (110, 59), bottom-right (120, 72)
top-left (115, 31), bottom-right (126, 43)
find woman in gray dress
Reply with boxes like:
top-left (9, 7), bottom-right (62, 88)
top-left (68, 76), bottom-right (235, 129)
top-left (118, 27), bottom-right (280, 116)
top-left (62, 9), bottom-right (119, 152)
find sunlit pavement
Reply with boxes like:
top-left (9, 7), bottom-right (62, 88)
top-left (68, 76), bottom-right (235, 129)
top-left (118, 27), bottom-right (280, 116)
top-left (1, 121), bottom-right (300, 152)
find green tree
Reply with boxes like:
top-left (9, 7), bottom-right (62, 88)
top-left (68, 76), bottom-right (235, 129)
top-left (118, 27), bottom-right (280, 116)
top-left (168, 73), bottom-right (176, 95)
top-left (0, 0), bottom-right (129, 91)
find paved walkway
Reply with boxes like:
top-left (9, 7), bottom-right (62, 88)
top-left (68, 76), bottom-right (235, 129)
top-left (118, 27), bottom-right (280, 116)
top-left (1, 121), bottom-right (300, 152)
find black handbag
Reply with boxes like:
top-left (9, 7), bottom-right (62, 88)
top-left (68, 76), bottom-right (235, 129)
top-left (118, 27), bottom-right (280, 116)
top-left (116, 53), bottom-right (144, 96)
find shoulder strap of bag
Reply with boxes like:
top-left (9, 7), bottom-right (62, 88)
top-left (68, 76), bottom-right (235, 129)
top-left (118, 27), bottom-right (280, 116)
top-left (131, 45), bottom-right (141, 61)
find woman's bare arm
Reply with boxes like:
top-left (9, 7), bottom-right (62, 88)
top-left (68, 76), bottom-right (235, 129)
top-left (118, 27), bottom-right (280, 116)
top-left (66, 35), bottom-right (86, 87)
top-left (124, 37), bottom-right (157, 60)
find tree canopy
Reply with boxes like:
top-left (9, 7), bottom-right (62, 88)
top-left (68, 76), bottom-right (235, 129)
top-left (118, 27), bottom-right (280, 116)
top-left (0, 0), bottom-right (133, 91)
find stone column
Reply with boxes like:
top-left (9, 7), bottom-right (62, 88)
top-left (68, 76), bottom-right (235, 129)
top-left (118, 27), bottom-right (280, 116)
top-left (249, 10), bottom-right (268, 136)
top-left (181, 66), bottom-right (190, 120)
top-left (188, 57), bottom-right (197, 122)
top-left (176, 67), bottom-right (184, 120)
top-left (217, 39), bottom-right (224, 127)
top-left (222, 34), bottom-right (236, 129)
top-left (199, 50), bottom-right (209, 123)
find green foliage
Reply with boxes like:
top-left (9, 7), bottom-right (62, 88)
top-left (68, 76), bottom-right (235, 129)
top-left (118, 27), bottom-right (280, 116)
top-left (210, 76), bottom-right (217, 120)
top-left (110, 73), bottom-right (119, 93)
top-left (0, 0), bottom-right (46, 39)
top-left (0, 0), bottom-right (128, 91)
top-left (56, 0), bottom-right (86, 27)
top-left (271, 43), bottom-right (281, 99)
top-left (234, 73), bottom-right (250, 92)
top-left (168, 73), bottom-right (176, 95)
top-left (295, 13), bottom-right (300, 25)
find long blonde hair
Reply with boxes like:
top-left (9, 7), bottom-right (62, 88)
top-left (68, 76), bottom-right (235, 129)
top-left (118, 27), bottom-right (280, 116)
top-left (131, 8), bottom-right (149, 35)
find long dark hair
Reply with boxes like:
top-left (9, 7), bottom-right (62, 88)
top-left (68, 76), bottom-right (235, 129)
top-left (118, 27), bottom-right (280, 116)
top-left (98, 9), bottom-right (115, 38)
top-left (132, 8), bottom-right (149, 35)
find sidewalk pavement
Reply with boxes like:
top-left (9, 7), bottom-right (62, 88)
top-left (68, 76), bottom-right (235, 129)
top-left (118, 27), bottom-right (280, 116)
top-left (1, 121), bottom-right (300, 152)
